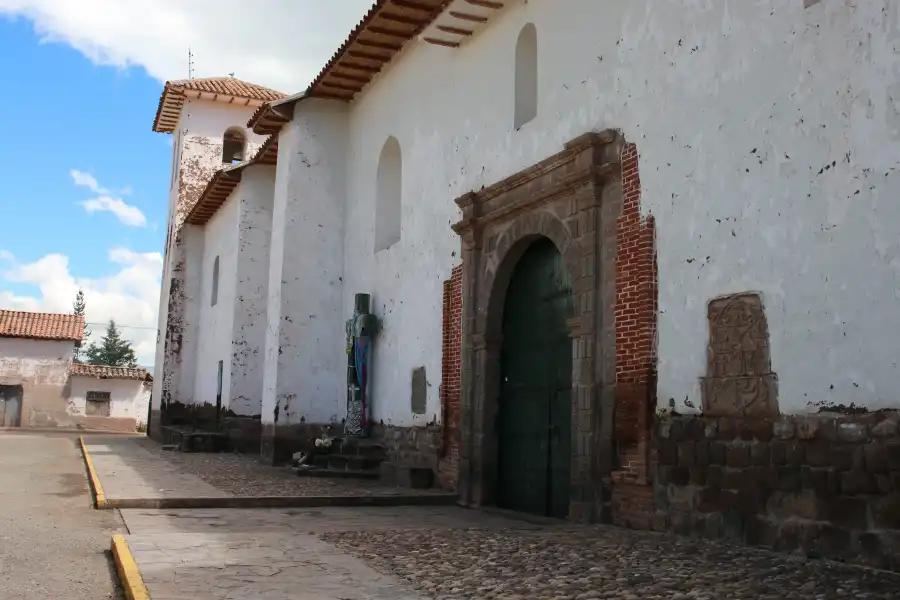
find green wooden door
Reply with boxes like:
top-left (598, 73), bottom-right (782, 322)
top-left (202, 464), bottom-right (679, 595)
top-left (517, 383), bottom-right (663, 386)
top-left (497, 238), bottom-right (573, 518)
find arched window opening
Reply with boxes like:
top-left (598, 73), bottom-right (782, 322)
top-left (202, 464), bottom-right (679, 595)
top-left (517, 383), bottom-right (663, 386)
top-left (514, 24), bottom-right (538, 129)
top-left (222, 127), bottom-right (247, 164)
top-left (211, 255), bottom-right (220, 306)
top-left (375, 136), bottom-right (402, 252)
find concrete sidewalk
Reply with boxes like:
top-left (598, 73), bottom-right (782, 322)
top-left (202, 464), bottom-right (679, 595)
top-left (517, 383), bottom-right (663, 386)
top-left (115, 506), bottom-right (533, 600)
top-left (84, 436), bottom-right (226, 505)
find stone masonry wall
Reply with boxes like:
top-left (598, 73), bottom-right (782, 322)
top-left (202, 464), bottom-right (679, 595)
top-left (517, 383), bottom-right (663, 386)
top-left (654, 412), bottom-right (900, 571)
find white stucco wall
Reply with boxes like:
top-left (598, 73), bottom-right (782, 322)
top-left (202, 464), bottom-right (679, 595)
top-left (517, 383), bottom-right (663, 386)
top-left (0, 338), bottom-right (73, 383)
top-left (194, 195), bottom-right (239, 409)
top-left (153, 97), bottom-right (269, 413)
top-left (329, 0), bottom-right (900, 419)
top-left (68, 376), bottom-right (151, 425)
top-left (262, 101), bottom-right (348, 425)
top-left (230, 166), bottom-right (275, 416)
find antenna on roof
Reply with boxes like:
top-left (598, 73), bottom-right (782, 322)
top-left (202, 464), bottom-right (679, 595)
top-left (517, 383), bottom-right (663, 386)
top-left (188, 46), bottom-right (195, 79)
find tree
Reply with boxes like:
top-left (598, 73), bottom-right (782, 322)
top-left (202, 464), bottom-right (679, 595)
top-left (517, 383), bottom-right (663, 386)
top-left (85, 320), bottom-right (137, 368)
top-left (72, 288), bottom-right (91, 364)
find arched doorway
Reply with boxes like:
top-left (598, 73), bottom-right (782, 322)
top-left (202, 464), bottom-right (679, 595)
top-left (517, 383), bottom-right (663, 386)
top-left (497, 237), bottom-right (573, 518)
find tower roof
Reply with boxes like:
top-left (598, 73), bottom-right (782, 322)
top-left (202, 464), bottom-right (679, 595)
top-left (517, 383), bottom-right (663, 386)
top-left (152, 76), bottom-right (287, 134)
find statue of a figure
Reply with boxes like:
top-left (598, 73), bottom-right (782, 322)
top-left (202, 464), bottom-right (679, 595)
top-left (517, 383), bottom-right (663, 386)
top-left (345, 293), bottom-right (378, 437)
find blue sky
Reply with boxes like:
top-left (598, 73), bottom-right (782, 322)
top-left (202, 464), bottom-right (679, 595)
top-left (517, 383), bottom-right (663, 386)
top-left (0, 16), bottom-right (169, 363)
top-left (0, 2), bottom-right (371, 365)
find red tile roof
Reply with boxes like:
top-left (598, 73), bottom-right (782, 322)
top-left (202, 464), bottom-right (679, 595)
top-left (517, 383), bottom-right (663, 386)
top-left (0, 310), bottom-right (84, 342)
top-left (153, 76), bottom-right (287, 134)
top-left (307, 0), bottom-right (451, 102)
top-left (71, 363), bottom-right (152, 381)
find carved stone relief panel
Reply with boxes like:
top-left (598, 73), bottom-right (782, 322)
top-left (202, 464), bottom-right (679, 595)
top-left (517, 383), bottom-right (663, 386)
top-left (701, 292), bottom-right (779, 417)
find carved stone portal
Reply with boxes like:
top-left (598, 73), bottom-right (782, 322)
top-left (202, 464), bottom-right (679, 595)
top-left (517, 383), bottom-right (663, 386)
top-left (700, 292), bottom-right (779, 417)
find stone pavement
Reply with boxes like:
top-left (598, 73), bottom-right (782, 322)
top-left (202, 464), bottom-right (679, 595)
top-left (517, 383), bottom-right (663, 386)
top-left (117, 506), bottom-right (900, 600)
top-left (89, 436), bottom-right (451, 502)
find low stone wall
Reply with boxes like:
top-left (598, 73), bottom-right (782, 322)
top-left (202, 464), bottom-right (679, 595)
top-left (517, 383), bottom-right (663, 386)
top-left (260, 422), bottom-right (341, 464)
top-left (652, 412), bottom-right (900, 571)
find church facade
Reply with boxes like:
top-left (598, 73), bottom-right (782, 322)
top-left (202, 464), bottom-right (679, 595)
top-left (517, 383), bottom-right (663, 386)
top-left (152, 0), bottom-right (900, 570)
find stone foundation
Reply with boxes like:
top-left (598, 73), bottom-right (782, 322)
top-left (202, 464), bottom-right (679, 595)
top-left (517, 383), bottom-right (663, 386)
top-left (260, 422), bottom-right (341, 465)
top-left (651, 412), bottom-right (900, 571)
top-left (221, 416), bottom-right (262, 454)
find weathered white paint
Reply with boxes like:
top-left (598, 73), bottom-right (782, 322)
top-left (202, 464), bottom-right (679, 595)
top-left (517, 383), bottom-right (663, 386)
top-left (194, 196), bottom-right (239, 409)
top-left (0, 337), bottom-right (73, 427)
top-left (0, 338), bottom-right (73, 383)
top-left (328, 0), bottom-right (900, 420)
top-left (230, 165), bottom-right (275, 417)
top-left (68, 376), bottom-right (151, 425)
top-left (262, 100), bottom-right (348, 426)
top-left (153, 97), bottom-right (268, 414)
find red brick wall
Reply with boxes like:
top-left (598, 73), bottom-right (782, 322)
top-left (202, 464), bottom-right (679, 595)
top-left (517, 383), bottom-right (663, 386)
top-left (611, 142), bottom-right (658, 528)
top-left (438, 264), bottom-right (463, 490)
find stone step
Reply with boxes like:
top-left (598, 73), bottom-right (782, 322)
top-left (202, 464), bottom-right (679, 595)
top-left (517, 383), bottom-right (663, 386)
top-left (379, 461), bottom-right (435, 489)
top-left (291, 466), bottom-right (380, 480)
top-left (333, 438), bottom-right (386, 458)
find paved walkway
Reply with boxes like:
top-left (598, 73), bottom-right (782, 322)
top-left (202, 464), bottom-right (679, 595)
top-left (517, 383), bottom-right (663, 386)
top-left (84, 437), bottom-right (227, 501)
top-left (116, 506), bottom-right (900, 600)
top-left (0, 431), bottom-right (123, 599)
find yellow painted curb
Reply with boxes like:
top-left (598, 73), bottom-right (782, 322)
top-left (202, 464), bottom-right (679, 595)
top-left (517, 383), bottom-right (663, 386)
top-left (79, 436), bottom-right (107, 509)
top-left (111, 534), bottom-right (152, 600)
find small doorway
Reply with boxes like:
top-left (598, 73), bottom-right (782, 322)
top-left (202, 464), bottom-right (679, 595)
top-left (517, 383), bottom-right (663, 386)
top-left (0, 385), bottom-right (23, 427)
top-left (497, 238), bottom-right (573, 518)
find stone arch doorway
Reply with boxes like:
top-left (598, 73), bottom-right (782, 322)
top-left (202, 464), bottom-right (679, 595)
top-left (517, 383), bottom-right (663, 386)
top-left (497, 237), bottom-right (574, 518)
top-left (453, 131), bottom-right (625, 522)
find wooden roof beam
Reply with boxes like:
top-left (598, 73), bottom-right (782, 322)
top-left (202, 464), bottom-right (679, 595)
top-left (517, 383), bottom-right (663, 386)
top-left (390, 0), bottom-right (435, 11)
top-left (355, 38), bottom-right (403, 52)
top-left (450, 11), bottom-right (488, 23)
top-left (424, 37), bottom-right (460, 48)
top-left (464, 0), bottom-right (504, 8)
top-left (437, 25), bottom-right (474, 36)
top-left (347, 49), bottom-right (390, 61)
top-left (379, 12), bottom-right (432, 27)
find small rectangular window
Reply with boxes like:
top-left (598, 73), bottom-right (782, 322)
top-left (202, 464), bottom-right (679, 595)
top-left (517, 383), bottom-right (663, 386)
top-left (211, 255), bottom-right (220, 306)
top-left (86, 391), bottom-right (111, 417)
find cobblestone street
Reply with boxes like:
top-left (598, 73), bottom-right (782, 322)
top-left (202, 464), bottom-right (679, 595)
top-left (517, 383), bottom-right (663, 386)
top-left (324, 525), bottom-right (900, 600)
top-left (120, 506), bottom-right (900, 600)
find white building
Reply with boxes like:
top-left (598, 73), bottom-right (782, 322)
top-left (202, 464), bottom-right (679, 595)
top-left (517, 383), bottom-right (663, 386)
top-left (151, 0), bottom-right (900, 569)
top-left (1, 309), bottom-right (150, 431)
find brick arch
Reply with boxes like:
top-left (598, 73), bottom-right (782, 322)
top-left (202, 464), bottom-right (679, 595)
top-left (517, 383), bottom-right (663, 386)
top-left (452, 131), bottom-right (629, 522)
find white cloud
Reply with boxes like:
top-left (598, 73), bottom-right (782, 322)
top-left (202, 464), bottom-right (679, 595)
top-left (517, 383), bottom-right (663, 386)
top-left (71, 169), bottom-right (147, 227)
top-left (0, 248), bottom-right (163, 366)
top-left (81, 195), bottom-right (147, 227)
top-left (0, 0), bottom-right (376, 93)
top-left (70, 169), bottom-right (108, 194)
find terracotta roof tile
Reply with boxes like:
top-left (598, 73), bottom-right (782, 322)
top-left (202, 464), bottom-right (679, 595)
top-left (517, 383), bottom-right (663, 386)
top-left (71, 363), bottom-right (151, 381)
top-left (308, 0), bottom-right (451, 102)
top-left (0, 310), bottom-right (84, 342)
top-left (153, 76), bottom-right (287, 134)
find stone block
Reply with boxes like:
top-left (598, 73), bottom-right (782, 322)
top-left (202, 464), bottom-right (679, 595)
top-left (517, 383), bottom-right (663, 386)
top-left (864, 443), bottom-right (888, 473)
top-left (872, 493), bottom-right (900, 529)
top-left (830, 445), bottom-right (862, 471)
top-left (767, 490), bottom-right (821, 520)
top-left (667, 485), bottom-right (700, 511)
top-left (840, 471), bottom-right (876, 495)
top-left (695, 440), bottom-right (710, 466)
top-left (722, 468), bottom-right (745, 490)
top-left (796, 418), bottom-right (820, 441)
top-left (773, 419), bottom-right (795, 440)
top-left (747, 419), bottom-right (774, 443)
top-left (777, 466), bottom-right (802, 491)
top-left (837, 422), bottom-right (869, 443)
top-left (871, 418), bottom-right (898, 439)
top-left (876, 474), bottom-right (893, 494)
top-left (657, 440), bottom-right (677, 466)
top-left (722, 509), bottom-right (744, 542)
top-left (858, 532), bottom-right (892, 571)
top-left (726, 445), bottom-right (751, 468)
top-left (750, 443), bottom-right (771, 466)
top-left (678, 442), bottom-right (696, 467)
top-left (704, 420), bottom-right (719, 439)
top-left (803, 467), bottom-right (839, 496)
top-left (709, 441), bottom-right (726, 465)
top-left (702, 465), bottom-right (721, 488)
top-left (736, 489), bottom-right (765, 515)
top-left (701, 374), bottom-right (779, 418)
top-left (689, 467), bottom-right (707, 486)
top-left (698, 486), bottom-right (720, 513)
top-left (716, 418), bottom-right (738, 441)
top-left (685, 418), bottom-right (705, 440)
top-left (670, 466), bottom-right (690, 486)
top-left (744, 515), bottom-right (779, 548)
top-left (379, 461), bottom-right (435, 489)
top-left (886, 441), bottom-right (900, 470)
top-left (815, 525), bottom-right (853, 561)
top-left (805, 443), bottom-right (831, 467)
